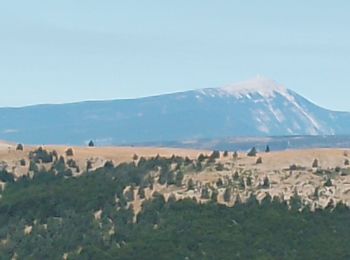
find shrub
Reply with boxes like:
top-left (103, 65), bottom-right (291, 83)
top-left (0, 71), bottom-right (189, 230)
top-left (345, 159), bottom-right (349, 166)
top-left (86, 160), bottom-right (93, 171)
top-left (223, 151), bottom-right (229, 157)
top-left (215, 163), bottom-right (225, 171)
top-left (324, 178), bottom-right (332, 187)
top-left (201, 187), bottom-right (210, 199)
top-left (19, 159), bottom-right (26, 166)
top-left (65, 148), bottom-right (74, 157)
top-left (88, 140), bottom-right (95, 147)
top-left (198, 154), bottom-right (207, 162)
top-left (312, 159), bottom-right (319, 168)
top-left (187, 178), bottom-right (195, 190)
top-left (223, 188), bottom-right (232, 202)
top-left (256, 157), bottom-right (263, 164)
top-left (209, 151), bottom-right (220, 160)
top-left (261, 176), bottom-right (270, 188)
top-left (233, 151), bottom-right (238, 159)
top-left (104, 160), bottom-right (114, 168)
top-left (246, 176), bottom-right (252, 186)
top-left (29, 147), bottom-right (54, 163)
top-left (133, 154), bottom-right (139, 160)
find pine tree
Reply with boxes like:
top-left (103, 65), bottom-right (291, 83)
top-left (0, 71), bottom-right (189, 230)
top-left (247, 147), bottom-right (257, 157)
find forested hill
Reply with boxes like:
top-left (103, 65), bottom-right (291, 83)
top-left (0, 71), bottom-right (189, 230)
top-left (0, 149), bottom-right (350, 259)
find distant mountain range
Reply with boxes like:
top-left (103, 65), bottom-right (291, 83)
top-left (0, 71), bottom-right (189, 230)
top-left (1, 77), bottom-right (350, 146)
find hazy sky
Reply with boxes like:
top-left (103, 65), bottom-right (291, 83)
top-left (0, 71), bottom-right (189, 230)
top-left (1, 1), bottom-right (350, 111)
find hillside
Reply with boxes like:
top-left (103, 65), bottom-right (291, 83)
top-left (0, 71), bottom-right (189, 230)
top-left (1, 145), bottom-right (350, 258)
top-left (1, 77), bottom-right (350, 145)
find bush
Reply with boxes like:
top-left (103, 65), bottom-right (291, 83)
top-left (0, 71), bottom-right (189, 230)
top-left (88, 140), bottom-right (95, 147)
top-left (261, 176), bottom-right (270, 188)
top-left (324, 178), bottom-right (332, 187)
top-left (345, 159), bottom-right (349, 166)
top-left (65, 148), bottom-right (74, 157)
top-left (256, 157), bottom-right (263, 164)
top-left (187, 178), bottom-right (195, 190)
top-left (19, 159), bottom-right (26, 166)
top-left (312, 159), bottom-right (319, 168)
top-left (223, 151), bottom-right (229, 157)
top-left (29, 147), bottom-right (54, 163)
top-left (223, 188), bottom-right (232, 202)
top-left (133, 154), bottom-right (139, 160)
top-left (233, 151), bottom-right (238, 159)
top-left (215, 163), bottom-right (225, 171)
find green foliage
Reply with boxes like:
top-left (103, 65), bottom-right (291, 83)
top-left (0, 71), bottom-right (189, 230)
top-left (324, 178), bottom-right (333, 187)
top-left (16, 143), bottom-right (24, 151)
top-left (247, 147), bottom-right (257, 157)
top-left (65, 148), bottom-right (74, 157)
top-left (256, 157), bottom-right (263, 164)
top-left (223, 188), bottom-right (232, 202)
top-left (29, 147), bottom-right (54, 163)
top-left (19, 159), bottom-right (26, 166)
top-left (1, 156), bottom-right (350, 259)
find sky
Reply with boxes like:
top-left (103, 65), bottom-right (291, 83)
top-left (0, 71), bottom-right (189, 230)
top-left (1, 0), bottom-right (350, 111)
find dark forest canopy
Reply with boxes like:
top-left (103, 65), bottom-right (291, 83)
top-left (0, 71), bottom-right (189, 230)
top-left (0, 156), bottom-right (349, 259)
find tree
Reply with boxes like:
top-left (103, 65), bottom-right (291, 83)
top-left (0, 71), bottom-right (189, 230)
top-left (19, 159), bottom-right (26, 166)
top-left (175, 171), bottom-right (184, 187)
top-left (256, 157), bottom-right (263, 164)
top-left (201, 186), bottom-right (210, 199)
top-left (187, 178), bottom-right (195, 190)
top-left (65, 148), bottom-right (74, 157)
top-left (88, 140), bottom-right (95, 147)
top-left (16, 143), bottom-right (24, 151)
top-left (247, 147), bottom-right (257, 157)
top-left (138, 187), bottom-right (146, 199)
top-left (104, 160), bottom-right (114, 168)
top-left (86, 160), bottom-right (93, 171)
top-left (262, 176), bottom-right (270, 188)
top-left (197, 154), bottom-right (206, 162)
top-left (324, 178), bottom-right (332, 187)
top-left (246, 176), bottom-right (252, 186)
top-left (223, 188), bottom-right (232, 203)
top-left (233, 151), bottom-right (238, 160)
top-left (216, 178), bottom-right (224, 187)
top-left (265, 145), bottom-right (270, 153)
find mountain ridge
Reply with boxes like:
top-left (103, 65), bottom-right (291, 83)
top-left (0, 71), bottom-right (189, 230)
top-left (1, 77), bottom-right (350, 145)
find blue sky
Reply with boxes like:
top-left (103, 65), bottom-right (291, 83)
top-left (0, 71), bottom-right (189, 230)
top-left (1, 1), bottom-right (350, 111)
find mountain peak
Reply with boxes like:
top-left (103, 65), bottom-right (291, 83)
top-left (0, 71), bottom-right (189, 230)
top-left (220, 76), bottom-right (288, 99)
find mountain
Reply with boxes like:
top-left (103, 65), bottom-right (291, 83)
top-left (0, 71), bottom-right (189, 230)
top-left (1, 77), bottom-right (350, 145)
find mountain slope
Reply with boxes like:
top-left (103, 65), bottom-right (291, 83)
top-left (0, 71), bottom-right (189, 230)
top-left (1, 77), bottom-right (350, 145)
